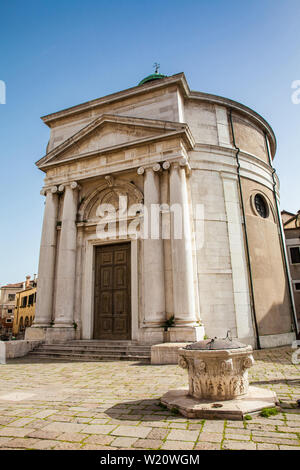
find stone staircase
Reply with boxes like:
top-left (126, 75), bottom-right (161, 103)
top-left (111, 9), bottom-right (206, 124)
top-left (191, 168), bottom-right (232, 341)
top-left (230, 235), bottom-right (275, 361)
top-left (27, 340), bottom-right (151, 363)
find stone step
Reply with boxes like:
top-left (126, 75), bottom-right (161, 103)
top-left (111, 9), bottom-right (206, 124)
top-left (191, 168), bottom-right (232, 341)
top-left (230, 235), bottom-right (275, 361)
top-left (31, 348), bottom-right (149, 356)
top-left (34, 346), bottom-right (150, 353)
top-left (28, 339), bottom-right (152, 362)
top-left (68, 340), bottom-right (140, 346)
top-left (27, 351), bottom-right (150, 363)
top-left (35, 344), bottom-right (151, 351)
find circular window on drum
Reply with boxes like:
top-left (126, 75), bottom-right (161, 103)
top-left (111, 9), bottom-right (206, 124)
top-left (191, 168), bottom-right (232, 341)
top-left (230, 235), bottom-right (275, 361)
top-left (254, 194), bottom-right (269, 218)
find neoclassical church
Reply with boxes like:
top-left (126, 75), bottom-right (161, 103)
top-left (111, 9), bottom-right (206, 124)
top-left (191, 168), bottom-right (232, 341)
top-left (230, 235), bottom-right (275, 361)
top-left (26, 71), bottom-right (298, 351)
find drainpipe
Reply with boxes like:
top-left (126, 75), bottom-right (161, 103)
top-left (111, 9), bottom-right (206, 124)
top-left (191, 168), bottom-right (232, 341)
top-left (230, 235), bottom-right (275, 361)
top-left (229, 110), bottom-right (261, 349)
top-left (264, 133), bottom-right (299, 335)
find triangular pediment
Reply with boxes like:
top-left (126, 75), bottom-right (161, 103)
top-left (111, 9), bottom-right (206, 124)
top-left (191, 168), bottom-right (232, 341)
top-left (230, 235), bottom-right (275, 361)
top-left (37, 114), bottom-right (192, 169)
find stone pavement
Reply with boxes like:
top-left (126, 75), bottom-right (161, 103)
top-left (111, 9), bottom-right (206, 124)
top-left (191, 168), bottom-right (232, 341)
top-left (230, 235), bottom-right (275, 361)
top-left (0, 346), bottom-right (299, 450)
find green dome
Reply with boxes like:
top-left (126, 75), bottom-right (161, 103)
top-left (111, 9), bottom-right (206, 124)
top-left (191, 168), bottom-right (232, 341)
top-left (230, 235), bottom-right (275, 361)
top-left (138, 73), bottom-right (167, 86)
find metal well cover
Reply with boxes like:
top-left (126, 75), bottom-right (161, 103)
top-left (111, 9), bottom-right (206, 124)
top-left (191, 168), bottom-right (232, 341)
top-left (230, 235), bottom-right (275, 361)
top-left (184, 336), bottom-right (247, 350)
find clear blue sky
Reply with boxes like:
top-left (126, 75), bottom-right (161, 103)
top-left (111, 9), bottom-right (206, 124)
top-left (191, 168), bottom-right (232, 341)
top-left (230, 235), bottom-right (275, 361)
top-left (1, 0), bottom-right (300, 286)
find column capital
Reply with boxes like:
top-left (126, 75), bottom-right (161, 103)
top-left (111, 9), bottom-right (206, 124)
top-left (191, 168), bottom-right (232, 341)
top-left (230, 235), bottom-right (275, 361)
top-left (70, 181), bottom-right (81, 190)
top-left (168, 158), bottom-right (191, 174)
top-left (137, 163), bottom-right (161, 175)
top-left (152, 163), bottom-right (161, 172)
top-left (40, 186), bottom-right (58, 196)
top-left (58, 181), bottom-right (81, 193)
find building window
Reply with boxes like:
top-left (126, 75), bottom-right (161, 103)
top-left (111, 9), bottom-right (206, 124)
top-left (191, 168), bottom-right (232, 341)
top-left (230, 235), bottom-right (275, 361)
top-left (290, 246), bottom-right (300, 264)
top-left (254, 194), bottom-right (268, 218)
top-left (21, 297), bottom-right (27, 308)
top-left (7, 309), bottom-right (12, 314)
top-left (28, 294), bottom-right (34, 306)
top-left (6, 319), bottom-right (12, 323)
top-left (8, 294), bottom-right (15, 301)
top-left (293, 281), bottom-right (300, 291)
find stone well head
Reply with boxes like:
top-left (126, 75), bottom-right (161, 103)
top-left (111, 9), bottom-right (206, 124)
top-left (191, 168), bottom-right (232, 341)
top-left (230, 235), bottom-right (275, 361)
top-left (178, 334), bottom-right (254, 401)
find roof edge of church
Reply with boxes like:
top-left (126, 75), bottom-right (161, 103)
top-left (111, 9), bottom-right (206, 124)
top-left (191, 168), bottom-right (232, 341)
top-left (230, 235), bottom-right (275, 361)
top-left (41, 73), bottom-right (188, 125)
top-left (40, 72), bottom-right (276, 157)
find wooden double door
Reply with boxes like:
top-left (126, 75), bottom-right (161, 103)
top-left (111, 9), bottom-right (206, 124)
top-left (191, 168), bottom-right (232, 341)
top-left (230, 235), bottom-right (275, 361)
top-left (94, 243), bottom-right (131, 340)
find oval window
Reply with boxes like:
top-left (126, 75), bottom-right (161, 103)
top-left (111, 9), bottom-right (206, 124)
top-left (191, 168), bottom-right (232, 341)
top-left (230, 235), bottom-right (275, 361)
top-left (254, 194), bottom-right (268, 218)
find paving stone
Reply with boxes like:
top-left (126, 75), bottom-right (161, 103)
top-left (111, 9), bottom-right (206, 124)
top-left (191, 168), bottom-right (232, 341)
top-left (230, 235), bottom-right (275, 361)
top-left (111, 437), bottom-right (137, 448)
top-left (82, 444), bottom-right (114, 450)
top-left (5, 438), bottom-right (40, 449)
top-left (46, 414), bottom-right (74, 423)
top-left (225, 428), bottom-right (251, 435)
top-left (112, 425), bottom-right (152, 438)
top-left (56, 432), bottom-right (89, 442)
top-left (53, 442), bottom-right (83, 450)
top-left (252, 430), bottom-right (298, 439)
top-left (84, 435), bottom-right (114, 445)
top-left (256, 443), bottom-right (279, 450)
top-left (161, 440), bottom-right (195, 450)
top-left (279, 444), bottom-right (300, 450)
top-left (198, 432), bottom-right (224, 442)
top-left (0, 417), bottom-right (16, 425)
top-left (223, 440), bottom-right (256, 450)
top-left (26, 420), bottom-right (49, 429)
top-left (133, 439), bottom-right (163, 449)
top-left (0, 437), bottom-right (13, 447)
top-left (188, 423), bottom-right (203, 430)
top-left (81, 424), bottom-right (117, 435)
top-left (225, 433), bottom-right (251, 441)
top-left (89, 418), bottom-right (109, 425)
top-left (194, 442), bottom-right (221, 450)
top-left (251, 436), bottom-right (300, 445)
top-left (147, 428), bottom-right (169, 440)
top-left (43, 422), bottom-right (86, 433)
top-left (71, 417), bottom-right (92, 424)
top-left (166, 429), bottom-right (199, 442)
top-left (168, 422), bottom-right (187, 429)
top-left (30, 440), bottom-right (58, 450)
top-left (7, 418), bottom-right (35, 427)
top-left (278, 426), bottom-right (300, 433)
top-left (202, 421), bottom-right (225, 432)
top-left (33, 410), bottom-right (58, 419)
top-left (140, 420), bottom-right (168, 428)
top-left (0, 427), bottom-right (35, 438)
top-left (27, 430), bottom-right (60, 439)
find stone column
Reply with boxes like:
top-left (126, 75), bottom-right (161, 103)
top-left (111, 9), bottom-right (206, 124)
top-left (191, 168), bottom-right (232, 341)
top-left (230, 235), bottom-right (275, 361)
top-left (161, 164), bottom-right (174, 319)
top-left (139, 164), bottom-right (165, 327)
top-left (34, 186), bottom-right (59, 327)
top-left (169, 161), bottom-right (200, 340)
top-left (54, 182), bottom-right (80, 328)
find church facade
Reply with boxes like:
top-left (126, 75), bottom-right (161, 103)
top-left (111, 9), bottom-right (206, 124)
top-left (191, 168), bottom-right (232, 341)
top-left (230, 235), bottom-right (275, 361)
top-left (26, 72), bottom-right (298, 349)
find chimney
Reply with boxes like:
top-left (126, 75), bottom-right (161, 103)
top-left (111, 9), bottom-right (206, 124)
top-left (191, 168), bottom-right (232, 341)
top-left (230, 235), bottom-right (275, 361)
top-left (25, 275), bottom-right (31, 289)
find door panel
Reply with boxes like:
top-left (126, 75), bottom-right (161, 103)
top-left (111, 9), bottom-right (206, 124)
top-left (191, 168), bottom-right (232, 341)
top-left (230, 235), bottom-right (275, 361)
top-left (94, 243), bottom-right (131, 340)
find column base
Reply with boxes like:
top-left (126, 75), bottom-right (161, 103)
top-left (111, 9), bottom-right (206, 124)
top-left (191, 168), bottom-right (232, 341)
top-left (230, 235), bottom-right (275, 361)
top-left (166, 326), bottom-right (205, 342)
top-left (138, 327), bottom-right (165, 344)
top-left (25, 326), bottom-right (75, 344)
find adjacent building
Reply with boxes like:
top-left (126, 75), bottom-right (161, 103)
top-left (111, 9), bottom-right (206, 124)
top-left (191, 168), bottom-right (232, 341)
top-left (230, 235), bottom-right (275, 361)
top-left (25, 71), bottom-right (298, 349)
top-left (0, 282), bottom-right (23, 339)
top-left (282, 210), bottom-right (300, 327)
top-left (13, 276), bottom-right (37, 338)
